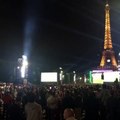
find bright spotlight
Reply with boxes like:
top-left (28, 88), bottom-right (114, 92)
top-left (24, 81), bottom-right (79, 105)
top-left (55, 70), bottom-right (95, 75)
top-left (20, 55), bottom-right (28, 78)
top-left (107, 59), bottom-right (111, 63)
top-left (21, 66), bottom-right (25, 78)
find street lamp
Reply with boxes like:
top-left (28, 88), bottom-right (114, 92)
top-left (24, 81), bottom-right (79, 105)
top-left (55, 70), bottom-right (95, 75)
top-left (73, 71), bottom-right (76, 83)
top-left (59, 67), bottom-right (63, 85)
top-left (59, 67), bottom-right (63, 80)
top-left (59, 67), bottom-right (62, 70)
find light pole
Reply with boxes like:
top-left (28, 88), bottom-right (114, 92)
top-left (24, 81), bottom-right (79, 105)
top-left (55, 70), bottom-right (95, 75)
top-left (59, 67), bottom-right (63, 85)
top-left (73, 71), bottom-right (76, 84)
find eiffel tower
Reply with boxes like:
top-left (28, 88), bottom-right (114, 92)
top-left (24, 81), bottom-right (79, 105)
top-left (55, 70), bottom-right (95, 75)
top-left (99, 1), bottom-right (117, 70)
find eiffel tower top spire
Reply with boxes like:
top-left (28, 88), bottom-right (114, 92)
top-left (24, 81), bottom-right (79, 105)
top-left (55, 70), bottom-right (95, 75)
top-left (106, 0), bottom-right (108, 4)
top-left (105, 0), bottom-right (109, 8)
top-left (104, 0), bottom-right (112, 49)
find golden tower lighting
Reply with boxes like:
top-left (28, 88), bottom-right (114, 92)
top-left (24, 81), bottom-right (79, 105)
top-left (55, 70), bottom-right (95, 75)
top-left (100, 2), bottom-right (117, 70)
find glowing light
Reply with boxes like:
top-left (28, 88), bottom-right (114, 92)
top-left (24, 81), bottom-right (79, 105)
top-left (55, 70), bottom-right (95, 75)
top-left (41, 72), bottom-right (57, 82)
top-left (106, 4), bottom-right (109, 7)
top-left (73, 71), bottom-right (75, 73)
top-left (21, 55), bottom-right (28, 78)
top-left (60, 70), bottom-right (63, 81)
top-left (92, 71), bottom-right (120, 83)
top-left (21, 66), bottom-right (26, 78)
top-left (24, 18), bottom-right (35, 57)
top-left (119, 52), bottom-right (120, 56)
top-left (73, 74), bottom-right (76, 82)
top-left (107, 59), bottom-right (111, 63)
top-left (17, 66), bottom-right (20, 69)
top-left (89, 71), bottom-right (92, 83)
top-left (59, 67), bottom-right (62, 70)
top-left (92, 70), bottom-right (112, 73)
top-left (100, 3), bottom-right (117, 68)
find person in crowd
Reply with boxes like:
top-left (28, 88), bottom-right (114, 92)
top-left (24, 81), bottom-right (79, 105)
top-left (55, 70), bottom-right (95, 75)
top-left (46, 92), bottom-right (61, 120)
top-left (74, 93), bottom-right (82, 120)
top-left (100, 84), bottom-right (111, 120)
top-left (2, 92), bottom-right (13, 120)
top-left (106, 90), bottom-right (120, 120)
top-left (63, 108), bottom-right (77, 120)
top-left (62, 90), bottom-right (75, 110)
top-left (83, 91), bottom-right (100, 120)
top-left (25, 92), bottom-right (42, 120)
top-left (7, 96), bottom-right (24, 120)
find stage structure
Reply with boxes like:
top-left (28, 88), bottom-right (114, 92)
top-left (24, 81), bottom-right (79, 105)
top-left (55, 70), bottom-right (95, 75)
top-left (16, 55), bottom-right (28, 84)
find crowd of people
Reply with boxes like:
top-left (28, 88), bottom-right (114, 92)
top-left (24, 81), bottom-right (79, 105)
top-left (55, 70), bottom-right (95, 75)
top-left (0, 83), bottom-right (120, 120)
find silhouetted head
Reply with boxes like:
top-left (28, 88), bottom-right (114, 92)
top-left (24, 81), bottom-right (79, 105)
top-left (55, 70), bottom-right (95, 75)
top-left (27, 92), bottom-right (35, 103)
top-left (63, 108), bottom-right (75, 120)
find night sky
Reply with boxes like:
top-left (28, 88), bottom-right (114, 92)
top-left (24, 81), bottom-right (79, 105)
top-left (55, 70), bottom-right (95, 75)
top-left (0, 0), bottom-right (120, 80)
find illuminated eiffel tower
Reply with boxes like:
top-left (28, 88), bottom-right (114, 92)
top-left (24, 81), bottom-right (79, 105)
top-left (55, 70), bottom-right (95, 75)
top-left (99, 1), bottom-right (117, 70)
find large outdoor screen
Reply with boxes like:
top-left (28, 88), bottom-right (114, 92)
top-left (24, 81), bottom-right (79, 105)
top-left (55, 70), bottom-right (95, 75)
top-left (104, 71), bottom-right (119, 82)
top-left (92, 70), bottom-right (120, 84)
top-left (41, 72), bottom-right (57, 82)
